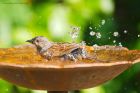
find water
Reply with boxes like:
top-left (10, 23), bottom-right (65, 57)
top-left (101, 20), bottom-right (105, 25)
top-left (93, 44), bottom-right (99, 50)
top-left (80, 41), bottom-right (87, 58)
top-left (81, 41), bottom-right (86, 46)
top-left (96, 32), bottom-right (102, 39)
top-left (89, 26), bottom-right (102, 38)
top-left (88, 21), bottom-right (122, 47)
top-left (93, 44), bottom-right (98, 47)
top-left (89, 26), bottom-right (93, 30)
top-left (124, 30), bottom-right (128, 34)
top-left (113, 32), bottom-right (119, 37)
top-left (69, 21), bottom-right (139, 49)
top-left (113, 40), bottom-right (116, 43)
top-left (70, 26), bottom-right (80, 42)
top-left (119, 42), bottom-right (122, 47)
top-left (90, 31), bottom-right (96, 36)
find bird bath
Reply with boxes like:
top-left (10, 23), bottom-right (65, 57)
top-left (0, 44), bottom-right (140, 93)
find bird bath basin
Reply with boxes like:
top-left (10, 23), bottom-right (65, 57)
top-left (0, 44), bottom-right (140, 93)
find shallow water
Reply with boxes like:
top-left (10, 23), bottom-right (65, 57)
top-left (0, 44), bottom-right (139, 66)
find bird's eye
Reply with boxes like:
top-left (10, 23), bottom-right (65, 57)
top-left (36, 40), bottom-right (39, 42)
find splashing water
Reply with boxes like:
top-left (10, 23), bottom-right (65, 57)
top-left (80, 41), bottom-right (87, 58)
top-left (89, 26), bottom-right (93, 30)
top-left (113, 40), bottom-right (116, 43)
top-left (93, 44), bottom-right (98, 47)
top-left (119, 42), bottom-right (122, 47)
top-left (124, 30), bottom-right (128, 34)
top-left (92, 44), bottom-right (98, 54)
top-left (70, 26), bottom-right (80, 42)
top-left (93, 44), bottom-right (99, 50)
top-left (113, 32), bottom-right (119, 37)
top-left (90, 31), bottom-right (96, 36)
top-left (101, 20), bottom-right (105, 25)
top-left (96, 32), bottom-right (102, 39)
top-left (80, 41), bottom-right (86, 46)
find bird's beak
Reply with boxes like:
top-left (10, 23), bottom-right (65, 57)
top-left (26, 39), bottom-right (33, 43)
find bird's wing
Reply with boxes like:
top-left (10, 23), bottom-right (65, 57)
top-left (47, 43), bottom-right (80, 57)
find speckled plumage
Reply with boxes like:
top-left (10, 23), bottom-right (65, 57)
top-left (26, 36), bottom-right (87, 61)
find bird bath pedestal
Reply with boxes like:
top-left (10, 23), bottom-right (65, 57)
top-left (0, 44), bottom-right (140, 93)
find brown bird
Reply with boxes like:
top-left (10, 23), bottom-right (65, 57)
top-left (26, 36), bottom-right (88, 61)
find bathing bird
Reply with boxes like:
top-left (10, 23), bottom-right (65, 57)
top-left (26, 36), bottom-right (87, 61)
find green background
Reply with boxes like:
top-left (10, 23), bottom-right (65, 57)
top-left (0, 0), bottom-right (140, 93)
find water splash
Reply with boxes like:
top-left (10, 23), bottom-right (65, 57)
top-left (96, 32), bottom-right (102, 39)
top-left (113, 40), bottom-right (116, 43)
top-left (89, 26), bottom-right (93, 30)
top-left (93, 44), bottom-right (98, 47)
top-left (80, 41), bottom-right (87, 58)
top-left (93, 44), bottom-right (100, 51)
top-left (113, 32), bottom-right (119, 37)
top-left (70, 26), bottom-right (80, 42)
top-left (80, 41), bottom-right (86, 46)
top-left (119, 42), bottom-right (122, 47)
top-left (90, 31), bottom-right (96, 36)
top-left (101, 20), bottom-right (105, 25)
top-left (124, 30), bottom-right (128, 34)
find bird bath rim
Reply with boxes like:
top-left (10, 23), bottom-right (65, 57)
top-left (0, 60), bottom-right (136, 69)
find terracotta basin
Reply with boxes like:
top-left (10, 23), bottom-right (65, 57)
top-left (0, 44), bottom-right (140, 91)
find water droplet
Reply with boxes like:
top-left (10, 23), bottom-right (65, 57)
top-left (138, 34), bottom-right (140, 37)
top-left (70, 26), bottom-right (80, 42)
top-left (81, 41), bottom-right (86, 46)
top-left (93, 44), bottom-right (100, 50)
top-left (113, 32), bottom-right (119, 37)
top-left (124, 30), bottom-right (128, 34)
top-left (101, 20), bottom-right (105, 25)
top-left (80, 41), bottom-right (87, 58)
top-left (119, 42), bottom-right (122, 47)
top-left (90, 31), bottom-right (96, 36)
top-left (93, 44), bottom-right (98, 47)
top-left (113, 40), bottom-right (116, 43)
top-left (89, 26), bottom-right (92, 30)
top-left (96, 32), bottom-right (101, 39)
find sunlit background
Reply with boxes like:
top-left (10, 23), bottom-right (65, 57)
top-left (0, 0), bottom-right (140, 93)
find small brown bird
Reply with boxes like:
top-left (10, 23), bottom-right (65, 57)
top-left (26, 36), bottom-right (88, 61)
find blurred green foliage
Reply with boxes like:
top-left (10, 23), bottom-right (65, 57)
top-left (0, 0), bottom-right (140, 93)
